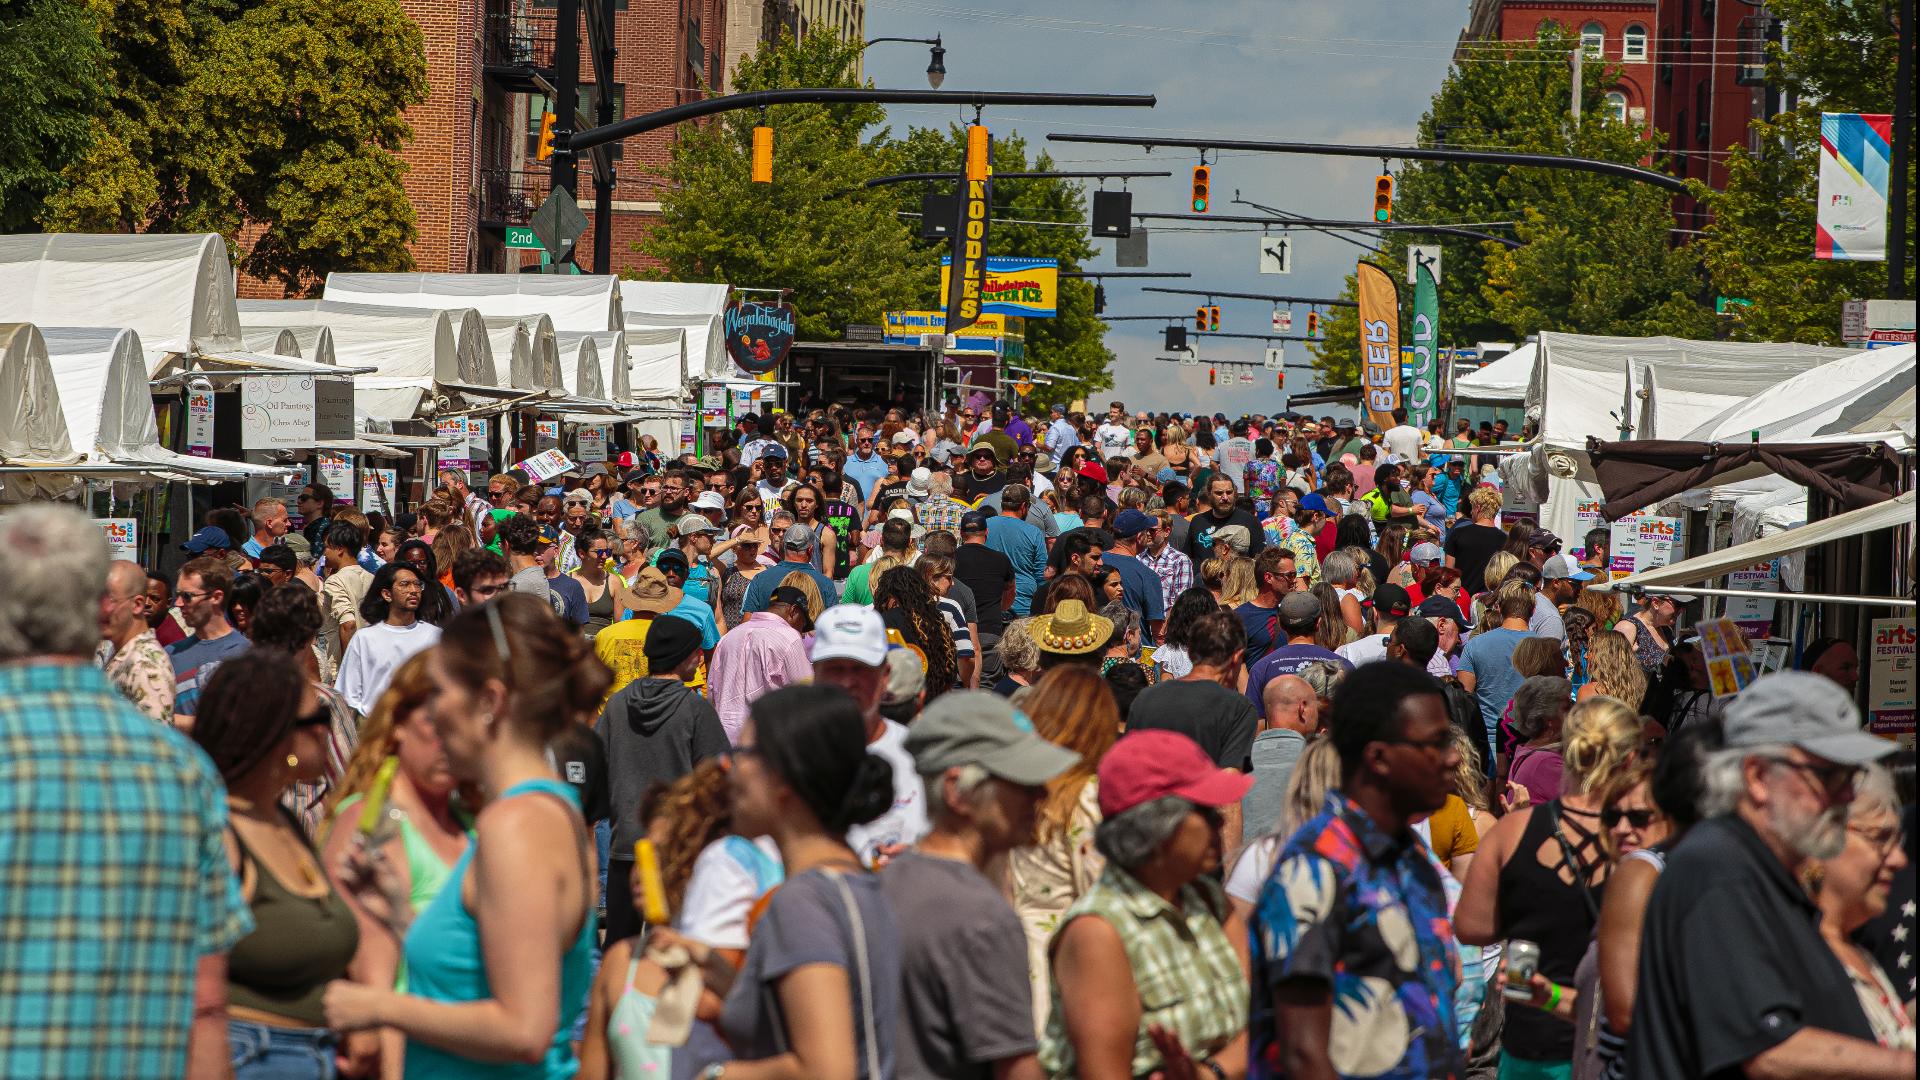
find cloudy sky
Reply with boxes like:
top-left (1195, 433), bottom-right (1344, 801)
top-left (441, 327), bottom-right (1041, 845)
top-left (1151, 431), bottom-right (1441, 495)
top-left (860, 0), bottom-right (1472, 413)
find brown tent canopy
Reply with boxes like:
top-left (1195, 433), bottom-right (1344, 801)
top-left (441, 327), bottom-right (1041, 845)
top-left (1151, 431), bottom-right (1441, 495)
top-left (1585, 438), bottom-right (1904, 522)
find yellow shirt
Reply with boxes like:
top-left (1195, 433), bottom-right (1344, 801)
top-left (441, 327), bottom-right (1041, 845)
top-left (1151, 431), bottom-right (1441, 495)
top-left (592, 615), bottom-right (706, 706)
top-left (1423, 794), bottom-right (1481, 863)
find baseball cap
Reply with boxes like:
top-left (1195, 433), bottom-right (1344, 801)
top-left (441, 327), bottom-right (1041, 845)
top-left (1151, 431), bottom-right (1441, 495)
top-left (1076, 461), bottom-right (1110, 484)
top-left (615, 451), bottom-right (637, 469)
top-left (1373, 582), bottom-right (1412, 618)
top-left (626, 567), bottom-right (683, 614)
top-left (1723, 671), bottom-right (1894, 766)
top-left (891, 430), bottom-right (918, 447)
top-left (1336, 417), bottom-right (1358, 430)
top-left (1211, 524), bottom-right (1251, 554)
top-left (960, 511), bottom-right (990, 533)
top-left (624, 469), bottom-right (651, 485)
top-left (810, 604), bottom-right (888, 668)
top-left (1279, 591), bottom-right (1322, 623)
top-left (759, 444), bottom-right (789, 461)
top-left (887, 507), bottom-right (915, 524)
top-left (882, 647), bottom-right (927, 707)
top-left (583, 462), bottom-right (610, 478)
top-left (907, 691), bottom-right (1082, 787)
top-left (1541, 553), bottom-right (1595, 582)
top-left (1416, 595), bottom-right (1466, 626)
top-left (1527, 529), bottom-right (1564, 551)
top-left (1410, 542), bottom-right (1444, 565)
top-left (767, 584), bottom-right (808, 608)
top-left (674, 513), bottom-right (720, 536)
top-left (642, 614), bottom-right (703, 671)
top-left (280, 533), bottom-right (312, 559)
top-left (181, 526), bottom-right (234, 554)
top-left (782, 523), bottom-right (815, 550)
top-left (692, 490), bottom-right (727, 511)
top-left (1298, 493), bottom-right (1333, 516)
top-left (654, 548), bottom-right (690, 576)
top-left (536, 524), bottom-right (560, 546)
top-left (1111, 509), bottom-right (1153, 538)
top-left (1097, 729), bottom-right (1255, 818)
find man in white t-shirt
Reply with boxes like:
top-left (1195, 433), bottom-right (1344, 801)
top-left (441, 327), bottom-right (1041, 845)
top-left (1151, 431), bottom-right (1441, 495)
top-left (1382, 406), bottom-right (1425, 464)
top-left (810, 605), bottom-right (928, 865)
top-left (1094, 400), bottom-right (1134, 459)
top-left (334, 561), bottom-right (442, 715)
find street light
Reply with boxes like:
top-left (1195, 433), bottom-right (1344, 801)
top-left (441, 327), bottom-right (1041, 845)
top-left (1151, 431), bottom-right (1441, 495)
top-left (864, 34), bottom-right (946, 89)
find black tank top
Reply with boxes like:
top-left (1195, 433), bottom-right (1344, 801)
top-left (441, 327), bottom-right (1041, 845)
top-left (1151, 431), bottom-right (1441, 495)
top-left (1495, 799), bottom-right (1609, 1062)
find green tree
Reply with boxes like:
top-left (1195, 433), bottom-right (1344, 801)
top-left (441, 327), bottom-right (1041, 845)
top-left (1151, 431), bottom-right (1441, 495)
top-left (638, 32), bottom-right (926, 339)
top-left (0, 0), bottom-right (105, 231)
top-left (1692, 0), bottom-right (1911, 341)
top-left (1311, 25), bottom-right (1712, 384)
top-left (884, 126), bottom-right (1114, 394)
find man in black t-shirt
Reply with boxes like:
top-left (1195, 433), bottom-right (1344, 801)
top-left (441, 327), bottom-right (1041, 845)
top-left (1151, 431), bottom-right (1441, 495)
top-left (1443, 485), bottom-right (1507, 593)
top-left (1124, 607), bottom-right (1257, 852)
top-left (954, 512), bottom-right (1014, 638)
top-left (1183, 474), bottom-right (1265, 563)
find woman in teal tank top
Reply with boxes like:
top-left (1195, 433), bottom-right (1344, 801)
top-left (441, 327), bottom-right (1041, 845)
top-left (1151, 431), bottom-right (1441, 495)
top-left (324, 595), bottom-right (611, 1079)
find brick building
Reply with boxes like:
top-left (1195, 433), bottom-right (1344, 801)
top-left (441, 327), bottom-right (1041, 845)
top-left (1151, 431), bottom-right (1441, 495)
top-left (1458, 0), bottom-right (1658, 124)
top-left (1647, 0), bottom-right (1778, 229)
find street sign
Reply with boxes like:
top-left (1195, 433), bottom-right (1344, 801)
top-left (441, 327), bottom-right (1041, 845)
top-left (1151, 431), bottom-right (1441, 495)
top-left (1272, 308), bottom-right (1292, 333)
top-left (1408, 245), bottom-right (1442, 285)
top-left (1115, 227), bottom-right (1149, 267)
top-left (1180, 346), bottom-right (1200, 367)
top-left (1842, 299), bottom-right (1869, 342)
top-left (1264, 345), bottom-right (1284, 370)
top-left (504, 226), bottom-right (542, 250)
top-left (1258, 234), bottom-right (1292, 274)
top-left (529, 187), bottom-right (588, 262)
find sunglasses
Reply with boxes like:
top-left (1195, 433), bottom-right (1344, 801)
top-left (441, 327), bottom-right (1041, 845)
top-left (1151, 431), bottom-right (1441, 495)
top-left (295, 705), bottom-right (331, 729)
top-left (1601, 807), bottom-right (1660, 830)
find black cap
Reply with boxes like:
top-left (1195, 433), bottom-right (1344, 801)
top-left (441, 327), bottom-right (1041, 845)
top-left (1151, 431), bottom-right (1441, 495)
top-left (768, 585), bottom-right (808, 608)
top-left (641, 614), bottom-right (702, 671)
top-left (1372, 582), bottom-right (1412, 619)
top-left (1416, 595), bottom-right (1465, 625)
top-left (1527, 529), bottom-right (1563, 550)
top-left (654, 548), bottom-right (690, 575)
top-left (960, 510), bottom-right (991, 532)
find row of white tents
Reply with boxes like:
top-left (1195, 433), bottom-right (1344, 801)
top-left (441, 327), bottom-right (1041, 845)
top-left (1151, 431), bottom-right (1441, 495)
top-left (0, 233), bottom-right (736, 497)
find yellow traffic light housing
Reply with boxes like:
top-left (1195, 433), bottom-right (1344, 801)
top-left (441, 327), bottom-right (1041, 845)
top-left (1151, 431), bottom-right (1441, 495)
top-left (1373, 174), bottom-right (1394, 223)
top-left (752, 125), bottom-right (773, 183)
top-left (1191, 165), bottom-right (1210, 213)
top-left (1194, 306), bottom-right (1208, 332)
top-left (965, 124), bottom-right (992, 182)
top-left (1207, 305), bottom-right (1221, 331)
top-left (1306, 311), bottom-right (1321, 339)
top-left (535, 111), bottom-right (558, 162)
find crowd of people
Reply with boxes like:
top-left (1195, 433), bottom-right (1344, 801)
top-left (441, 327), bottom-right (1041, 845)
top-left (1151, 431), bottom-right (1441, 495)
top-left (0, 395), bottom-right (1911, 1080)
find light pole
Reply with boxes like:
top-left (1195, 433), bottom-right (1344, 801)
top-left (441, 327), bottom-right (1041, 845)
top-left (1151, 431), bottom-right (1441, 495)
top-left (863, 34), bottom-right (946, 88)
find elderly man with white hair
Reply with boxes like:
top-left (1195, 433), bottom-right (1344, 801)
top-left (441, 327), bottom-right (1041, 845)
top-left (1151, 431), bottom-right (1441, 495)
top-left (1628, 671), bottom-right (1911, 1079)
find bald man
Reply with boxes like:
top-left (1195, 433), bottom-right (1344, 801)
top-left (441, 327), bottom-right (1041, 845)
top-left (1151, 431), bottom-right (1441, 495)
top-left (1242, 674), bottom-right (1321, 836)
top-left (99, 560), bottom-right (175, 723)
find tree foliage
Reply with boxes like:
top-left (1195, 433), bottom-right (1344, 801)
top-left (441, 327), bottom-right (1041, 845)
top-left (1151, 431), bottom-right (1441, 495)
top-left (1311, 25), bottom-right (1712, 385)
top-left (638, 32), bottom-right (927, 339)
top-left (0, 0), bottom-right (104, 231)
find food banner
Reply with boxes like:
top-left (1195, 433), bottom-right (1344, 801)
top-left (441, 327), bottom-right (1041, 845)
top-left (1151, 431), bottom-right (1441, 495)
top-left (940, 256), bottom-right (1060, 319)
top-left (1407, 252), bottom-right (1441, 427)
top-left (1868, 618), bottom-right (1916, 736)
top-left (943, 132), bottom-right (993, 334)
top-left (1356, 261), bottom-right (1401, 431)
top-left (1816, 113), bottom-right (1892, 261)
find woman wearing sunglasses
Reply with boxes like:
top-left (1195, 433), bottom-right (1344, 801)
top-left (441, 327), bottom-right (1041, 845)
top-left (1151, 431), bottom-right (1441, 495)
top-left (568, 525), bottom-right (619, 640)
top-left (193, 650), bottom-right (362, 1079)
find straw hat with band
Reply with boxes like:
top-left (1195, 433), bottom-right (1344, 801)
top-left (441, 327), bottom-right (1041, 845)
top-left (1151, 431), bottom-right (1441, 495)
top-left (1029, 599), bottom-right (1113, 656)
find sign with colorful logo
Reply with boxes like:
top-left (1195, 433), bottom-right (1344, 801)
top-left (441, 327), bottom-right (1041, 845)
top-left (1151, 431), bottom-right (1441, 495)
top-left (722, 298), bottom-right (797, 375)
top-left (519, 448), bottom-right (576, 484)
top-left (1869, 618), bottom-right (1916, 736)
top-left (317, 452), bottom-right (353, 503)
top-left (881, 310), bottom-right (1027, 358)
top-left (96, 518), bottom-right (138, 562)
top-left (186, 388), bottom-right (215, 458)
top-left (1407, 251), bottom-right (1440, 428)
top-left (576, 425), bottom-right (607, 462)
top-left (436, 418), bottom-right (470, 474)
top-left (940, 257), bottom-right (1059, 319)
top-left (359, 468), bottom-right (398, 515)
top-left (1816, 112), bottom-right (1892, 261)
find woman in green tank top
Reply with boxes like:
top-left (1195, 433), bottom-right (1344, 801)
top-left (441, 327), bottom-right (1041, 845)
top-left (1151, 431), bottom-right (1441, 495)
top-left (320, 651), bottom-right (471, 1077)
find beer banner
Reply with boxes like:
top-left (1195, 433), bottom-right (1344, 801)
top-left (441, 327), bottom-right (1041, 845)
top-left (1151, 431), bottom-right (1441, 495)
top-left (1356, 261), bottom-right (1402, 430)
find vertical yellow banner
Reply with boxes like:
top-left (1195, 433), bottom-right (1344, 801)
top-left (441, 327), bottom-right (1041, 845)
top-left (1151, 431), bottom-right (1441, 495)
top-left (1355, 261), bottom-right (1401, 430)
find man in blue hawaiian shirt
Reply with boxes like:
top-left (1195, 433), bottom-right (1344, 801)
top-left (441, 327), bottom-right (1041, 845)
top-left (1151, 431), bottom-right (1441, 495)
top-left (1249, 661), bottom-right (1464, 1079)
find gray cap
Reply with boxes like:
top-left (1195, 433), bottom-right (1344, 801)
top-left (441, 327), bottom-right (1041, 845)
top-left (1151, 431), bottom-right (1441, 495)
top-left (1410, 541), bottom-right (1444, 564)
top-left (905, 691), bottom-right (1081, 787)
top-left (781, 522), bottom-right (815, 550)
top-left (1279, 591), bottom-right (1323, 623)
top-left (674, 513), bottom-right (720, 536)
top-left (1724, 670), bottom-right (1894, 766)
top-left (1211, 524), bottom-right (1251, 553)
top-left (882, 647), bottom-right (926, 707)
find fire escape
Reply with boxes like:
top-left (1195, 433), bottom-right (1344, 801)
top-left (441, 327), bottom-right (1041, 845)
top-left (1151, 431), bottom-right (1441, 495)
top-left (479, 4), bottom-right (558, 231)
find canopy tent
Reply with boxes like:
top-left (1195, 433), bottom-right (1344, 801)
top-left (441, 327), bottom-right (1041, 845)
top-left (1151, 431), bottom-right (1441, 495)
top-left (481, 313), bottom-right (564, 393)
top-left (1597, 490), bottom-right (1916, 605)
top-left (557, 330), bottom-right (631, 403)
top-left (267, 325), bottom-right (338, 368)
top-left (554, 333), bottom-right (607, 400)
top-left (1501, 332), bottom-right (1861, 540)
top-left (243, 328), bottom-right (299, 357)
top-left (0, 323), bottom-right (79, 465)
top-left (323, 273), bottom-right (624, 333)
top-left (1453, 342), bottom-right (1535, 405)
top-left (622, 326), bottom-right (692, 400)
top-left (239, 299), bottom-right (504, 420)
top-left (1683, 343), bottom-right (1915, 446)
top-left (619, 281), bottom-right (728, 380)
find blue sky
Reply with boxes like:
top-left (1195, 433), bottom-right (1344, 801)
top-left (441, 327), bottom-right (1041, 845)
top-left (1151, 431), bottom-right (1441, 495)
top-left (859, 0), bottom-right (1472, 413)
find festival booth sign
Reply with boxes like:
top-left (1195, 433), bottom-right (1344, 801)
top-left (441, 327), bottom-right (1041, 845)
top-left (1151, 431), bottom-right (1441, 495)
top-left (1355, 262), bottom-right (1401, 432)
top-left (723, 298), bottom-right (798, 376)
top-left (938, 257), bottom-right (1059, 320)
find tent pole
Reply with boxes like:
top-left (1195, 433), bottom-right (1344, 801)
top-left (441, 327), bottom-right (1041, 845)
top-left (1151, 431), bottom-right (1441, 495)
top-left (1617, 584), bottom-right (1915, 608)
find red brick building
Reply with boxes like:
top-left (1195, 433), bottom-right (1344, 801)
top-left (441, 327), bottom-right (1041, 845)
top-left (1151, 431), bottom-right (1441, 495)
top-left (1459, 0), bottom-right (1658, 124)
top-left (1647, 0), bottom-right (1778, 230)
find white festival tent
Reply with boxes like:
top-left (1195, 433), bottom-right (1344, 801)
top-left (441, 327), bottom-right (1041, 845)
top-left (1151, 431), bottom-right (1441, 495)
top-left (323, 273), bottom-right (624, 333)
top-left (556, 331), bottom-right (630, 403)
top-left (239, 299), bottom-right (507, 420)
top-left (619, 281), bottom-right (730, 380)
top-left (622, 326), bottom-right (692, 398)
top-left (1453, 342), bottom-right (1535, 405)
top-left (0, 323), bottom-right (79, 466)
top-left (1500, 333), bottom-right (1861, 542)
top-left (242, 324), bottom-right (339, 368)
top-left (1682, 343), bottom-right (1916, 447)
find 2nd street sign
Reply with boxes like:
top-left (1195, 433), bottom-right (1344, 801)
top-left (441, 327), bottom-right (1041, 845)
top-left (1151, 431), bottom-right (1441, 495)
top-left (504, 226), bottom-right (542, 250)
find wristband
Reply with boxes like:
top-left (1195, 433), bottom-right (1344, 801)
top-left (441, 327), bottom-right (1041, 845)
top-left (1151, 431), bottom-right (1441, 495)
top-left (1200, 1061), bottom-right (1226, 1080)
top-left (1541, 981), bottom-right (1563, 1012)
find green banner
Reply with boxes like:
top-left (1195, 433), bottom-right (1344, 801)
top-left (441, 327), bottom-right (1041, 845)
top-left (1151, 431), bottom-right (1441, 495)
top-left (1408, 254), bottom-right (1440, 427)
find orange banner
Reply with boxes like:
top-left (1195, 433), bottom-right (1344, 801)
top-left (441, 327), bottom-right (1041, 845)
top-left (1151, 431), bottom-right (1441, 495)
top-left (1356, 261), bottom-right (1401, 430)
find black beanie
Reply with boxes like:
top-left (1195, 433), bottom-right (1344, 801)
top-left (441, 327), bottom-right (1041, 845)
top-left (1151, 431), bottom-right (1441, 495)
top-left (642, 614), bottom-right (702, 672)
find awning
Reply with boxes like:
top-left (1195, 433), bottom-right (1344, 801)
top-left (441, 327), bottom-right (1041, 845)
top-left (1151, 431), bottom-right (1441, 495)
top-left (1587, 438), bottom-right (1905, 521)
top-left (313, 438), bottom-right (411, 459)
top-left (169, 349), bottom-right (377, 377)
top-left (1596, 489), bottom-right (1916, 597)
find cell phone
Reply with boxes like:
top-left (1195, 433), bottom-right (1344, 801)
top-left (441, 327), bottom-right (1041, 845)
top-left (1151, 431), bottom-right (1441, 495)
top-left (1504, 939), bottom-right (1541, 1002)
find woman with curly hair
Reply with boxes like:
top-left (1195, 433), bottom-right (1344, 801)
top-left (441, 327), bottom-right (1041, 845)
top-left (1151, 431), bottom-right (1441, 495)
top-left (874, 564), bottom-right (960, 700)
top-left (1580, 630), bottom-right (1651, 711)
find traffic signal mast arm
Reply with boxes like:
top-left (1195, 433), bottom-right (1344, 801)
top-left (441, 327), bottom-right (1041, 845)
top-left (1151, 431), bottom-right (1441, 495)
top-left (1131, 212), bottom-right (1520, 248)
top-left (1140, 287), bottom-right (1358, 307)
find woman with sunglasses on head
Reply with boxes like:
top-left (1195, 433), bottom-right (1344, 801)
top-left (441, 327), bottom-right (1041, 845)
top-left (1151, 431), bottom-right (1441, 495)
top-left (567, 525), bottom-right (619, 640)
top-left (194, 650), bottom-right (362, 1079)
top-left (1613, 593), bottom-right (1684, 680)
top-left (323, 593), bottom-right (609, 1079)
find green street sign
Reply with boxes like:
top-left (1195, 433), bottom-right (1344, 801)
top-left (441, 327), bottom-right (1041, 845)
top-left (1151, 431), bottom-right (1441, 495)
top-left (504, 226), bottom-right (541, 250)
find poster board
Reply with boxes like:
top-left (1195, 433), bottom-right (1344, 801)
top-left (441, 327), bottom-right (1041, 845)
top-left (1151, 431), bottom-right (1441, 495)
top-left (359, 468), bottom-right (398, 515)
top-left (1696, 617), bottom-right (1759, 699)
top-left (96, 518), bottom-right (138, 561)
top-left (1868, 618), bottom-right (1916, 736)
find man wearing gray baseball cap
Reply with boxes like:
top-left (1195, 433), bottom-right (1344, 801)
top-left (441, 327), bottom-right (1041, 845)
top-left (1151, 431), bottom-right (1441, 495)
top-left (1628, 671), bottom-right (1909, 1079)
top-left (883, 692), bottom-right (1080, 1080)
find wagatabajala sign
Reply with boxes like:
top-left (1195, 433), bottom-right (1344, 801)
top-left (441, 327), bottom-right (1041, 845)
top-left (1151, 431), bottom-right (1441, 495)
top-left (724, 299), bottom-right (797, 375)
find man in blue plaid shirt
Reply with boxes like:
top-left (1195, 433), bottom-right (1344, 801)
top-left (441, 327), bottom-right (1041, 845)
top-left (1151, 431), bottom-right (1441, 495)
top-left (0, 505), bottom-right (252, 1079)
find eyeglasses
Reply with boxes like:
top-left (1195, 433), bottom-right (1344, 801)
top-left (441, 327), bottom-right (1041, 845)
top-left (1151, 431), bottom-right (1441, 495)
top-left (1601, 807), bottom-right (1661, 830)
top-left (173, 589), bottom-right (212, 605)
top-left (1764, 756), bottom-right (1862, 799)
top-left (1849, 823), bottom-right (1903, 855)
top-left (588, 548), bottom-right (614, 560)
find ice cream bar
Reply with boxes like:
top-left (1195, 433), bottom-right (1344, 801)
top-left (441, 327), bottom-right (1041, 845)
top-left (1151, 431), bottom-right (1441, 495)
top-left (634, 839), bottom-right (669, 925)
top-left (358, 758), bottom-right (399, 836)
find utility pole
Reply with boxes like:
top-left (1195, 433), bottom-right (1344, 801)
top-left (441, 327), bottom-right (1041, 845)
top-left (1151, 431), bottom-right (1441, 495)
top-left (550, 0), bottom-right (580, 199)
top-left (1570, 45), bottom-right (1583, 124)
top-left (590, 0), bottom-right (615, 276)
top-left (1891, 0), bottom-right (1913, 299)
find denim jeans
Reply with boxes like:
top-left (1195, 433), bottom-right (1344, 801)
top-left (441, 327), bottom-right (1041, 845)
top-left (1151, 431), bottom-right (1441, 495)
top-left (229, 1019), bottom-right (337, 1080)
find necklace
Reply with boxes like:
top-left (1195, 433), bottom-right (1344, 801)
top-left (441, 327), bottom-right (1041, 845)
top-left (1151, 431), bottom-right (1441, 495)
top-left (228, 796), bottom-right (325, 890)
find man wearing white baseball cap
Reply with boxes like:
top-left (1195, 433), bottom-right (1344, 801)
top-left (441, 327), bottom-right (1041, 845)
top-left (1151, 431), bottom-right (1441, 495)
top-left (811, 604), bottom-right (928, 864)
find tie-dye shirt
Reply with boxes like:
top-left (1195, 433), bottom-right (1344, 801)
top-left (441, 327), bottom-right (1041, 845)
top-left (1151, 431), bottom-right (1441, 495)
top-left (1248, 791), bottom-right (1462, 1079)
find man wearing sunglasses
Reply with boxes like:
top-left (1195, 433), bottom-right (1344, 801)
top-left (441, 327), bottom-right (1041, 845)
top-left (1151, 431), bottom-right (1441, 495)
top-left (165, 556), bottom-right (249, 730)
top-left (1629, 672), bottom-right (1909, 1080)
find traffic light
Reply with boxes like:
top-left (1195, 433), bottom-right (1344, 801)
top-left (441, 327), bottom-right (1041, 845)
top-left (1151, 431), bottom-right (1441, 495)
top-left (1208, 365), bottom-right (1216, 386)
top-left (1207, 305), bottom-right (1221, 331)
top-left (535, 111), bottom-right (558, 162)
top-left (1276, 370), bottom-right (1286, 389)
top-left (965, 124), bottom-right (991, 182)
top-left (1306, 311), bottom-right (1320, 339)
top-left (1191, 165), bottom-right (1210, 213)
top-left (1373, 173), bottom-right (1394, 223)
top-left (1194, 306), bottom-right (1208, 332)
top-left (1164, 325), bottom-right (1187, 351)
top-left (1093, 284), bottom-right (1107, 314)
top-left (751, 124), bottom-right (773, 183)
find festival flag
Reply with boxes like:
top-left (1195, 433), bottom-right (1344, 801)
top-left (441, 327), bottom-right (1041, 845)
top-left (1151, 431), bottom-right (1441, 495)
top-left (1407, 252), bottom-right (1441, 427)
top-left (1816, 112), bottom-right (1892, 261)
top-left (1356, 261), bottom-right (1402, 430)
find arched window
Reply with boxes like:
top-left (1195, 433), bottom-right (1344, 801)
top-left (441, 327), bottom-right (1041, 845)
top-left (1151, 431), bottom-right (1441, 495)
top-left (1622, 24), bottom-right (1649, 61)
top-left (1581, 22), bottom-right (1606, 58)
top-left (1605, 91), bottom-right (1629, 124)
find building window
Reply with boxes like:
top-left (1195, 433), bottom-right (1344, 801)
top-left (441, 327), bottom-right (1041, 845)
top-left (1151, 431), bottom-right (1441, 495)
top-left (1581, 22), bottom-right (1606, 58)
top-left (526, 86), bottom-right (624, 159)
top-left (533, 0), bottom-right (627, 10)
top-left (1622, 24), bottom-right (1648, 61)
top-left (1604, 91), bottom-right (1629, 123)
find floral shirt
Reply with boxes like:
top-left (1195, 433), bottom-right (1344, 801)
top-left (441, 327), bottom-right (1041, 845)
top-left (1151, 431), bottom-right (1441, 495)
top-left (1244, 457), bottom-right (1283, 517)
top-left (1249, 791), bottom-right (1462, 1080)
top-left (101, 630), bottom-right (175, 724)
top-left (1261, 514), bottom-right (1324, 586)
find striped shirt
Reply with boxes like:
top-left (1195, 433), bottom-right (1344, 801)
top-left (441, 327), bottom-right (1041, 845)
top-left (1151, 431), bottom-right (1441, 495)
top-left (1139, 543), bottom-right (1196, 612)
top-left (0, 662), bottom-right (251, 1079)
